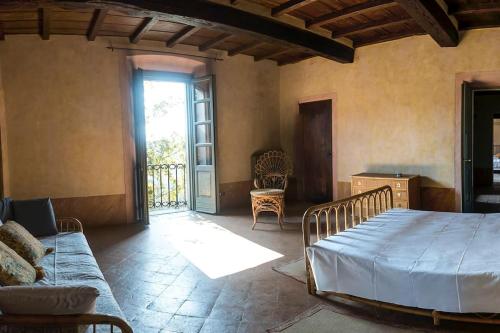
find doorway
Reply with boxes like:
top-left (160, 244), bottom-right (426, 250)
top-left (143, 77), bottom-right (189, 214)
top-left (461, 86), bottom-right (500, 212)
top-left (133, 70), bottom-right (218, 223)
top-left (298, 99), bottom-right (333, 203)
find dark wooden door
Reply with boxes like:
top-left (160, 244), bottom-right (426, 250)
top-left (299, 100), bottom-right (333, 203)
top-left (462, 81), bottom-right (474, 212)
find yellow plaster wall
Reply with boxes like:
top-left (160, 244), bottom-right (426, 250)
top-left (0, 36), bottom-right (126, 199)
top-left (279, 28), bottom-right (500, 189)
top-left (214, 55), bottom-right (280, 184)
top-left (0, 35), bottom-right (280, 202)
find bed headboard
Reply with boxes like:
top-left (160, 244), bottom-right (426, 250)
top-left (302, 185), bottom-right (393, 249)
top-left (302, 185), bottom-right (393, 294)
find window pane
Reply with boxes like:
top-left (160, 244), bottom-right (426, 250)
top-left (194, 80), bottom-right (210, 101)
top-left (196, 146), bottom-right (212, 165)
top-left (195, 102), bottom-right (210, 122)
top-left (196, 124), bottom-right (211, 144)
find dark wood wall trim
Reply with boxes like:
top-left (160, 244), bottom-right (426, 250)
top-left (52, 194), bottom-right (129, 227)
top-left (219, 180), bottom-right (253, 211)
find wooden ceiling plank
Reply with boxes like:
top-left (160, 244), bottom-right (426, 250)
top-left (166, 25), bottom-right (200, 47)
top-left (199, 32), bottom-right (232, 51)
top-left (354, 29), bottom-right (423, 47)
top-left (395, 0), bottom-right (458, 46)
top-left (332, 17), bottom-right (412, 38)
top-left (227, 41), bottom-right (264, 56)
top-left (42, 0), bottom-right (354, 63)
top-left (451, 1), bottom-right (500, 15)
top-left (306, 0), bottom-right (397, 28)
top-left (278, 54), bottom-right (314, 66)
top-left (272, 0), bottom-right (319, 17)
top-left (254, 48), bottom-right (290, 61)
top-left (39, 7), bottom-right (50, 40)
top-left (87, 8), bottom-right (107, 41)
top-left (130, 16), bottom-right (158, 43)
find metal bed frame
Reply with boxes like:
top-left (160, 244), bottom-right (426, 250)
top-left (303, 185), bottom-right (500, 326)
top-left (0, 217), bottom-right (133, 333)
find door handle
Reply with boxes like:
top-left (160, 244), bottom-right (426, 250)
top-left (464, 159), bottom-right (472, 162)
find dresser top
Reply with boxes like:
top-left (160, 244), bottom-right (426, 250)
top-left (352, 172), bottom-right (419, 180)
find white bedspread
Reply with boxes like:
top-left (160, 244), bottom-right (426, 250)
top-left (306, 209), bottom-right (500, 313)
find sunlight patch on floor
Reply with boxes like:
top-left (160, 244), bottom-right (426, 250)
top-left (151, 213), bottom-right (283, 279)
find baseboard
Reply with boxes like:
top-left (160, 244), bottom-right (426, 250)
top-left (51, 194), bottom-right (130, 227)
top-left (219, 181), bottom-right (253, 211)
top-left (420, 187), bottom-right (456, 212)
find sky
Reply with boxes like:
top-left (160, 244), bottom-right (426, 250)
top-left (143, 80), bottom-right (187, 142)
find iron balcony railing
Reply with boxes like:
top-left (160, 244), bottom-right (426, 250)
top-left (147, 163), bottom-right (188, 209)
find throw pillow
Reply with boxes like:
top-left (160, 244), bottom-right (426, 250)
top-left (0, 240), bottom-right (36, 286)
top-left (12, 198), bottom-right (58, 237)
top-left (0, 285), bottom-right (100, 315)
top-left (0, 221), bottom-right (52, 266)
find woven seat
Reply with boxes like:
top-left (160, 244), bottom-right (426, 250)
top-left (250, 189), bottom-right (284, 196)
top-left (250, 150), bottom-right (291, 230)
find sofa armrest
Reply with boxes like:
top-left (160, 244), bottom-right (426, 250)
top-left (56, 217), bottom-right (83, 233)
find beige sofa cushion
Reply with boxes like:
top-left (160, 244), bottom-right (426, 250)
top-left (0, 285), bottom-right (100, 315)
top-left (0, 241), bottom-right (36, 286)
top-left (0, 221), bottom-right (52, 266)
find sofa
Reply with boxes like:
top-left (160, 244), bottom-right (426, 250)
top-left (0, 198), bottom-right (132, 333)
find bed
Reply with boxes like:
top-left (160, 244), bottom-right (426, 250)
top-left (303, 186), bottom-right (500, 325)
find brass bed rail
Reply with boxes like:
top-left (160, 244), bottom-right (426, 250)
top-left (302, 185), bottom-right (500, 326)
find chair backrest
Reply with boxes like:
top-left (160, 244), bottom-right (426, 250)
top-left (254, 150), bottom-right (292, 189)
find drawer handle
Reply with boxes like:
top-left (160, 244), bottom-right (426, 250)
top-left (397, 193), bottom-right (401, 197)
top-left (357, 190), bottom-right (362, 194)
top-left (395, 182), bottom-right (401, 188)
top-left (357, 181), bottom-right (361, 185)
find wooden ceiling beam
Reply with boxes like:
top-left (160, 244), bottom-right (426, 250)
top-left (306, 0), bottom-right (397, 28)
top-left (332, 17), bottom-right (412, 38)
top-left (394, 0), bottom-right (458, 46)
top-left (45, 0), bottom-right (354, 63)
top-left (227, 41), bottom-right (263, 56)
top-left (271, 0), bottom-right (318, 17)
top-left (87, 8), bottom-right (107, 41)
top-left (166, 25), bottom-right (200, 47)
top-left (39, 7), bottom-right (50, 40)
top-left (130, 17), bottom-right (158, 44)
top-left (450, 1), bottom-right (500, 15)
top-left (254, 49), bottom-right (290, 61)
top-left (199, 32), bottom-right (232, 51)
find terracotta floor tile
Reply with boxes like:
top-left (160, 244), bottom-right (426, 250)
top-left (176, 300), bottom-right (213, 318)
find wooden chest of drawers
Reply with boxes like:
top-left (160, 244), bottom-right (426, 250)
top-left (351, 173), bottom-right (421, 209)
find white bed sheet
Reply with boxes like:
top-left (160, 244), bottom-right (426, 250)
top-left (306, 209), bottom-right (500, 313)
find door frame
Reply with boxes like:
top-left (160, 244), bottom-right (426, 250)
top-left (296, 93), bottom-right (338, 200)
top-left (454, 71), bottom-right (500, 212)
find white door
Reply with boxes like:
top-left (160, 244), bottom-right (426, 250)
top-left (190, 76), bottom-right (218, 213)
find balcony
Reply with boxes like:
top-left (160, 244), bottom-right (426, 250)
top-left (147, 163), bottom-right (188, 211)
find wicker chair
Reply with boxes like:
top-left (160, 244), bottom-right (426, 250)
top-left (250, 150), bottom-right (292, 230)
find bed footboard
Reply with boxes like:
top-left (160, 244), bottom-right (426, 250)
top-left (302, 185), bottom-right (393, 295)
top-left (0, 313), bottom-right (133, 332)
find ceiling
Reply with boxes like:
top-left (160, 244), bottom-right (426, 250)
top-left (0, 0), bottom-right (498, 65)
